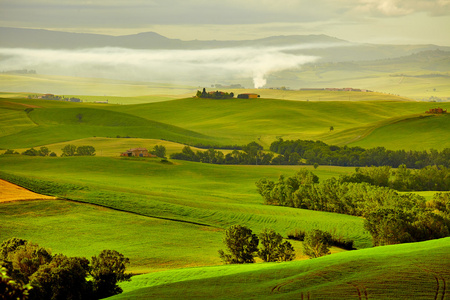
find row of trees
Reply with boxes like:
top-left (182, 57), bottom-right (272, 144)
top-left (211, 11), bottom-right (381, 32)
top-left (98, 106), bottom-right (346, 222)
top-left (256, 169), bottom-right (450, 246)
top-left (0, 238), bottom-right (130, 300)
top-left (4, 145), bottom-right (96, 157)
top-left (218, 225), bottom-right (295, 264)
top-left (170, 138), bottom-right (450, 170)
top-left (170, 142), bottom-right (274, 165)
top-left (6, 147), bottom-right (57, 157)
top-left (270, 138), bottom-right (450, 168)
top-left (340, 165), bottom-right (450, 191)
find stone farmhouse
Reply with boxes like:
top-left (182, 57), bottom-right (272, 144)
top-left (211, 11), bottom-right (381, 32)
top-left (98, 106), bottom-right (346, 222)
top-left (120, 148), bottom-right (156, 157)
top-left (425, 107), bottom-right (447, 114)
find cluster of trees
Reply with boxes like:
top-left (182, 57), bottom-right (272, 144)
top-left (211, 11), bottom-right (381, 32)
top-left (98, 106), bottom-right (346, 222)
top-left (218, 225), bottom-right (295, 264)
top-left (270, 139), bottom-right (450, 168)
top-left (196, 88), bottom-right (234, 99)
top-left (4, 145), bottom-right (97, 157)
top-left (170, 142), bottom-right (274, 165)
top-left (6, 147), bottom-right (57, 157)
top-left (0, 238), bottom-right (130, 300)
top-left (340, 165), bottom-right (450, 191)
top-left (61, 145), bottom-right (96, 157)
top-left (256, 169), bottom-right (450, 246)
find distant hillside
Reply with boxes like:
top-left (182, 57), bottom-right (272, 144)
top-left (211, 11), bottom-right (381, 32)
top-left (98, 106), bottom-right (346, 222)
top-left (1, 27), bottom-right (449, 62)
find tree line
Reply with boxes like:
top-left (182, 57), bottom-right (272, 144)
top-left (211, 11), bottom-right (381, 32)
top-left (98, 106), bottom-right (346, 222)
top-left (169, 138), bottom-right (450, 169)
top-left (1, 238), bottom-right (130, 300)
top-left (3, 145), bottom-right (96, 157)
top-left (256, 169), bottom-right (450, 246)
top-left (270, 138), bottom-right (450, 168)
top-left (170, 142), bottom-right (274, 165)
top-left (340, 165), bottom-right (450, 191)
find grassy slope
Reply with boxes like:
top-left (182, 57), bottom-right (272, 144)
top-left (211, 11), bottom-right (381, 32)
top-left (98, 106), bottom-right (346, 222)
top-left (350, 113), bottom-right (450, 150)
top-left (111, 97), bottom-right (450, 148)
top-left (110, 237), bottom-right (450, 299)
top-left (0, 156), bottom-right (369, 272)
top-left (2, 96), bottom-right (450, 151)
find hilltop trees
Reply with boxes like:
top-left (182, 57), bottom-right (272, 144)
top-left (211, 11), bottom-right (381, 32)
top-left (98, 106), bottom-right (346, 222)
top-left (196, 88), bottom-right (234, 99)
top-left (218, 226), bottom-right (295, 264)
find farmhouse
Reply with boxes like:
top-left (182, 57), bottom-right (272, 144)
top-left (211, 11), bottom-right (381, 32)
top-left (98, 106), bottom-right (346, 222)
top-left (120, 148), bottom-right (156, 157)
top-left (237, 93), bottom-right (260, 99)
top-left (425, 107), bottom-right (447, 114)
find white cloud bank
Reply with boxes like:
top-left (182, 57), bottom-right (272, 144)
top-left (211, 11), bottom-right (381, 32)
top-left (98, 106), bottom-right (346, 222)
top-left (0, 45), bottom-right (326, 88)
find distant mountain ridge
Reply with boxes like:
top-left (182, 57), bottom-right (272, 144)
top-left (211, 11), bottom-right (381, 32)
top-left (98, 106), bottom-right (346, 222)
top-left (1, 27), bottom-right (449, 62)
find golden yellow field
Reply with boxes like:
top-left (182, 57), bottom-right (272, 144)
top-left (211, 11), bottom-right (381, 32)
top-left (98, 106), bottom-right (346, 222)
top-left (0, 179), bottom-right (56, 202)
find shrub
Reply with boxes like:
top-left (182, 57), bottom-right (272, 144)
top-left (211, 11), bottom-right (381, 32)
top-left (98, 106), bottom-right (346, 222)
top-left (303, 229), bottom-right (333, 259)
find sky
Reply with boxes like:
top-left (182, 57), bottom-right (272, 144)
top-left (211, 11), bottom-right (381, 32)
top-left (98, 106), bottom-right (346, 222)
top-left (1, 0), bottom-right (450, 45)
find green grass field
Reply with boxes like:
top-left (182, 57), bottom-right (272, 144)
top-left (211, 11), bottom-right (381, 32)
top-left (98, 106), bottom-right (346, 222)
top-left (0, 156), bottom-right (366, 273)
top-left (2, 95), bottom-right (449, 150)
top-left (110, 237), bottom-right (450, 299)
top-left (1, 85), bottom-right (449, 299)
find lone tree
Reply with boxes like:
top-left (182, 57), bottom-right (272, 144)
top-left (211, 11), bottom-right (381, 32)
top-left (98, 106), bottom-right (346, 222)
top-left (302, 229), bottom-right (332, 258)
top-left (61, 144), bottom-right (77, 157)
top-left (218, 225), bottom-right (259, 264)
top-left (76, 145), bottom-right (96, 156)
top-left (258, 228), bottom-right (295, 262)
top-left (152, 145), bottom-right (166, 158)
top-left (90, 250), bottom-right (131, 299)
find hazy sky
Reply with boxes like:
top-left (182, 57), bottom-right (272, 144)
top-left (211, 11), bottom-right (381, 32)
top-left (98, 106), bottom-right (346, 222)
top-left (1, 0), bottom-right (450, 45)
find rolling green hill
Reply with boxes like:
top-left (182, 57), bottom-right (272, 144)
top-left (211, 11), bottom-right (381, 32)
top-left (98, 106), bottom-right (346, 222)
top-left (0, 156), bottom-right (367, 273)
top-left (111, 237), bottom-right (450, 299)
top-left (1, 89), bottom-right (449, 299)
top-left (1, 95), bottom-right (450, 151)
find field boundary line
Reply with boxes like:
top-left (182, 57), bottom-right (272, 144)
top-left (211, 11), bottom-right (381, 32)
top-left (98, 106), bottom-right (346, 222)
top-left (59, 197), bottom-right (218, 228)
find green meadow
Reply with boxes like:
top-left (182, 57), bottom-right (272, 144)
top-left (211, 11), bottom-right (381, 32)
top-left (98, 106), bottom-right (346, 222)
top-left (1, 89), bottom-right (449, 299)
top-left (1, 95), bottom-right (449, 150)
top-left (110, 237), bottom-right (450, 299)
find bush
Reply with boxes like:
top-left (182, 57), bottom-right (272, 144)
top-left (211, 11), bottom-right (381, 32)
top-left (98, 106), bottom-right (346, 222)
top-left (287, 228), bottom-right (306, 241)
top-left (303, 229), bottom-right (333, 259)
top-left (21, 148), bottom-right (38, 156)
top-left (3, 149), bottom-right (19, 155)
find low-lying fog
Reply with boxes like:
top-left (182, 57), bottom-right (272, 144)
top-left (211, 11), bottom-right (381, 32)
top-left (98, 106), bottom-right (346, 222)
top-left (0, 44), bottom-right (346, 88)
